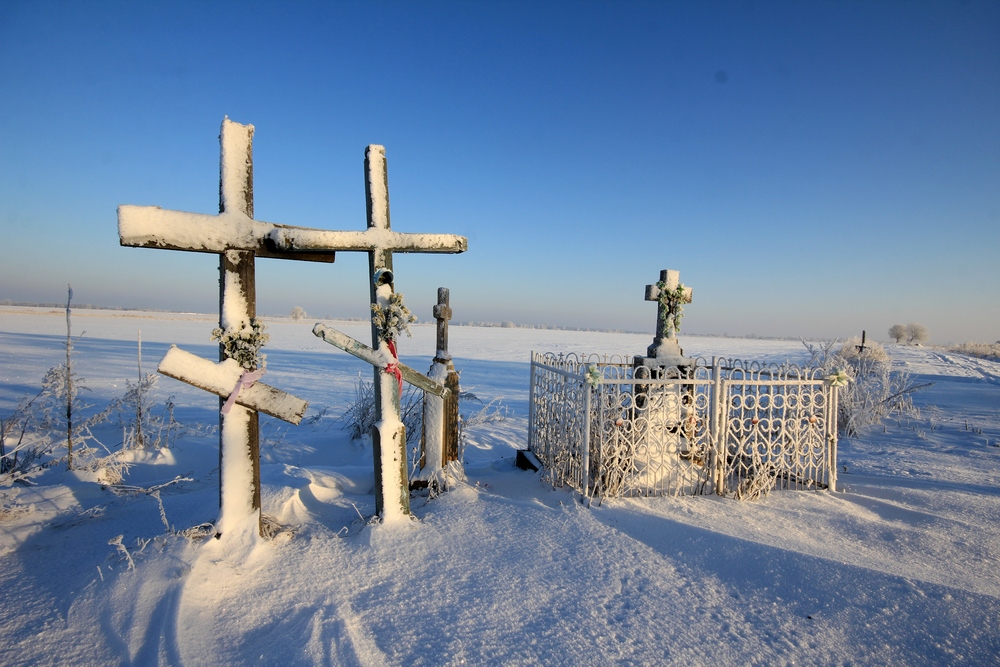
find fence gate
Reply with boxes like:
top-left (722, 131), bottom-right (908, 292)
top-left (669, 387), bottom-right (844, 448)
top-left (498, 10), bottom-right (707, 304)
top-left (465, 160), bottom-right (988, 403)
top-left (528, 353), bottom-right (838, 500)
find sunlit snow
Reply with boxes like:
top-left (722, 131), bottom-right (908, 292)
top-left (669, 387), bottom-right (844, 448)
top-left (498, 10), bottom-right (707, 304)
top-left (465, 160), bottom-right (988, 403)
top-left (1, 306), bottom-right (998, 665)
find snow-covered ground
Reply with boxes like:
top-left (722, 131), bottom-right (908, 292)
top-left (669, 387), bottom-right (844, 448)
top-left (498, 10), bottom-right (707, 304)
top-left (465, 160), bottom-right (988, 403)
top-left (1, 306), bottom-right (998, 666)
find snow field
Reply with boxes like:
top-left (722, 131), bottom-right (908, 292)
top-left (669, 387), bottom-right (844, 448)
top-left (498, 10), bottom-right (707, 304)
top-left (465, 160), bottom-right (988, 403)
top-left (1, 307), bottom-right (999, 665)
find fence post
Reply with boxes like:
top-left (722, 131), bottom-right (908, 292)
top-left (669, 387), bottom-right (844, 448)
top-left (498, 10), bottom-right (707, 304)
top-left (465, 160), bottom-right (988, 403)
top-left (828, 385), bottom-right (839, 492)
top-left (581, 378), bottom-right (592, 499)
top-left (713, 364), bottom-right (726, 496)
top-left (528, 352), bottom-right (537, 455)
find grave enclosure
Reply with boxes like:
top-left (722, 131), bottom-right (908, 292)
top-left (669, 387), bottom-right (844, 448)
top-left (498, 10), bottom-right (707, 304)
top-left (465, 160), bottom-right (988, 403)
top-left (528, 270), bottom-right (841, 500)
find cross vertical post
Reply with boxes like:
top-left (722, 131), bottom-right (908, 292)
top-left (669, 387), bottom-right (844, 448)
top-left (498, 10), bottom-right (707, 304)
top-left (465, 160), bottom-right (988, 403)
top-left (217, 119), bottom-right (262, 536)
top-left (435, 288), bottom-right (461, 465)
top-left (364, 145), bottom-right (411, 520)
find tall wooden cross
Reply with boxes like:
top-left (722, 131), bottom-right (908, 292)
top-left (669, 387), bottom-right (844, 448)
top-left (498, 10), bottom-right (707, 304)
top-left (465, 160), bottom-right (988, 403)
top-left (268, 146), bottom-right (467, 519)
top-left (643, 269), bottom-right (693, 360)
top-left (119, 118), bottom-right (340, 537)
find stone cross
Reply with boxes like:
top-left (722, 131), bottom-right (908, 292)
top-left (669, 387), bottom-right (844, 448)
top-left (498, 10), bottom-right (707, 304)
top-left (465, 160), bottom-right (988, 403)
top-left (119, 118), bottom-right (334, 537)
top-left (644, 269), bottom-right (693, 360)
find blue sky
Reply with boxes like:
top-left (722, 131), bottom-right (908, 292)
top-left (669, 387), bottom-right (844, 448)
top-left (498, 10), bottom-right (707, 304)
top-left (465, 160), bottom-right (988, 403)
top-left (1, 1), bottom-right (997, 343)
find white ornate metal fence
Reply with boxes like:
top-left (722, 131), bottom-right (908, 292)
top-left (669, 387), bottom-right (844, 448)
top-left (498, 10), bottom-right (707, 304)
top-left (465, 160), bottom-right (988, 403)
top-left (528, 352), bottom-right (839, 500)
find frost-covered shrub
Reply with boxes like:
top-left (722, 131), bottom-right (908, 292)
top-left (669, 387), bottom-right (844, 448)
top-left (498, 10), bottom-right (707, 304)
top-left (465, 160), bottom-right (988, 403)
top-left (835, 337), bottom-right (891, 364)
top-left (1, 392), bottom-right (48, 484)
top-left (803, 339), bottom-right (926, 437)
top-left (36, 362), bottom-right (113, 469)
top-left (339, 373), bottom-right (422, 444)
top-left (946, 342), bottom-right (1000, 362)
top-left (458, 394), bottom-right (508, 459)
top-left (111, 376), bottom-right (181, 451)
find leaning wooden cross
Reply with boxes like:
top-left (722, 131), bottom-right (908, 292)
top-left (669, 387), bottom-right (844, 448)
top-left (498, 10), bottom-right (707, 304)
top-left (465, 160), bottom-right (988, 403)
top-left (271, 146), bottom-right (467, 520)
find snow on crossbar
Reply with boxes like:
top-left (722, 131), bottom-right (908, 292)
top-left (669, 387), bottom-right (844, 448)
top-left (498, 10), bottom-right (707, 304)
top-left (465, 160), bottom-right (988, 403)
top-left (158, 346), bottom-right (308, 424)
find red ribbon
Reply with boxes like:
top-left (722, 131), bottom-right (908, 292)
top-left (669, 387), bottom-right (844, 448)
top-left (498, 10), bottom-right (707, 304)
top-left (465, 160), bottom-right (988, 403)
top-left (384, 340), bottom-right (403, 395)
top-left (221, 368), bottom-right (266, 415)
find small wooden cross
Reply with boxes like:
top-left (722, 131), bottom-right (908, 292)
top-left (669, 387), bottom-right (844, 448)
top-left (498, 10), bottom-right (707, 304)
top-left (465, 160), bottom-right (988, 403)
top-left (644, 269), bottom-right (692, 359)
top-left (417, 287), bottom-right (461, 482)
top-left (433, 287), bottom-right (453, 364)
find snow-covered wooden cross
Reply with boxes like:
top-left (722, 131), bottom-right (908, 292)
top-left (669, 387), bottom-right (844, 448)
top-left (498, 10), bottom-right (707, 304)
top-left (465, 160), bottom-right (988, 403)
top-left (416, 288), bottom-right (462, 487)
top-left (643, 269), bottom-right (693, 361)
top-left (267, 146), bottom-right (467, 520)
top-left (118, 118), bottom-right (330, 538)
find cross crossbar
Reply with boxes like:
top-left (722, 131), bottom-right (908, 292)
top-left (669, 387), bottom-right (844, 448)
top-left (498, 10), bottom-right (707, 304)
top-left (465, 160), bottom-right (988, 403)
top-left (118, 206), bottom-right (337, 263)
top-left (312, 324), bottom-right (449, 399)
top-left (268, 226), bottom-right (467, 255)
top-left (157, 346), bottom-right (308, 424)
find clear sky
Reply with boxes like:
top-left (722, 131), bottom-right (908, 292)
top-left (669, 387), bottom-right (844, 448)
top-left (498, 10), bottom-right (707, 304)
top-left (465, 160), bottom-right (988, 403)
top-left (1, 1), bottom-right (998, 343)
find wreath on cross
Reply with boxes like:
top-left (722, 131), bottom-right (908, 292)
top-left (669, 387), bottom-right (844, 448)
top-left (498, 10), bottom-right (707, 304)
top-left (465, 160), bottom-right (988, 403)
top-left (212, 317), bottom-right (269, 371)
top-left (657, 281), bottom-right (692, 334)
top-left (371, 291), bottom-right (417, 343)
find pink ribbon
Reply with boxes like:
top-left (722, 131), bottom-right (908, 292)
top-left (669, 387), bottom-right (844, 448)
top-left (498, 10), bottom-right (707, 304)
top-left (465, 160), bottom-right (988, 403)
top-left (384, 340), bottom-right (403, 395)
top-left (221, 368), bottom-right (266, 415)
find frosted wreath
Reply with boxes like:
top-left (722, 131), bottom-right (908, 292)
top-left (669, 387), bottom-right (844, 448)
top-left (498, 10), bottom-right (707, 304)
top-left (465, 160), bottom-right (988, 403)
top-left (657, 280), bottom-right (692, 334)
top-left (211, 318), bottom-right (269, 370)
top-left (585, 364), bottom-right (602, 388)
top-left (826, 369), bottom-right (851, 387)
top-left (371, 292), bottom-right (416, 342)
